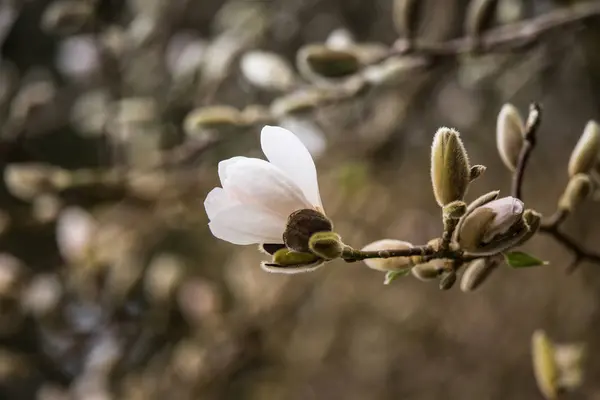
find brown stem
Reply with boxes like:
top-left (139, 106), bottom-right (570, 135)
top-left (512, 103), bottom-right (542, 200)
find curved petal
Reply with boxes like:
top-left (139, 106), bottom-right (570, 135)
top-left (218, 156), bottom-right (251, 187)
top-left (260, 125), bottom-right (323, 208)
top-left (204, 187), bottom-right (241, 220)
top-left (208, 204), bottom-right (286, 245)
top-left (222, 157), bottom-right (311, 218)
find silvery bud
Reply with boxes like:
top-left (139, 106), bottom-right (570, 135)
top-left (469, 165), bottom-right (486, 182)
top-left (309, 232), bottom-right (344, 260)
top-left (456, 196), bottom-right (527, 256)
top-left (496, 103), bottom-right (525, 171)
top-left (558, 174), bottom-right (592, 213)
top-left (361, 239), bottom-right (413, 272)
top-left (430, 127), bottom-right (471, 206)
top-left (460, 257), bottom-right (499, 292)
top-left (568, 120), bottom-right (600, 177)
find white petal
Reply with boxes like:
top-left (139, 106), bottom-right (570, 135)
top-left (218, 156), bottom-right (249, 187)
top-left (209, 205), bottom-right (287, 245)
top-left (260, 260), bottom-right (325, 274)
top-left (222, 157), bottom-right (311, 218)
top-left (204, 187), bottom-right (240, 220)
top-left (260, 125), bottom-right (323, 208)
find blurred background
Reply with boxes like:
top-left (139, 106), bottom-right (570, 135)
top-left (0, 0), bottom-right (599, 399)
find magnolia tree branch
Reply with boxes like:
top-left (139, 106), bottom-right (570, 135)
top-left (511, 104), bottom-right (600, 273)
top-left (390, 1), bottom-right (600, 57)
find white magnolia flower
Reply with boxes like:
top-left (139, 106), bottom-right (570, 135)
top-left (204, 125), bottom-right (324, 251)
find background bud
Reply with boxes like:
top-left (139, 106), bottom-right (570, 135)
top-left (559, 174), bottom-right (592, 213)
top-left (240, 50), bottom-right (296, 91)
top-left (430, 127), bottom-right (471, 206)
top-left (531, 330), bottom-right (559, 400)
top-left (361, 239), bottom-right (413, 272)
top-left (496, 103), bottom-right (524, 171)
top-left (568, 120), bottom-right (600, 177)
top-left (309, 232), bottom-right (343, 260)
top-left (460, 257), bottom-right (499, 292)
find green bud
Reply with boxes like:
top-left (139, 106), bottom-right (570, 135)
top-left (430, 127), bottom-right (471, 206)
top-left (296, 45), bottom-right (360, 81)
top-left (309, 232), bottom-right (344, 260)
top-left (558, 174), bottom-right (592, 213)
top-left (411, 260), bottom-right (444, 281)
top-left (361, 239), bottom-right (414, 272)
top-left (283, 209), bottom-right (333, 253)
top-left (496, 103), bottom-right (525, 172)
top-left (568, 120), bottom-right (600, 177)
top-left (460, 257), bottom-right (499, 292)
top-left (439, 270), bottom-right (457, 290)
top-left (272, 248), bottom-right (321, 266)
top-left (469, 165), bottom-right (486, 182)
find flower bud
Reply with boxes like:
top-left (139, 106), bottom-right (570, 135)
top-left (360, 239), bottom-right (413, 272)
top-left (496, 103), bottom-right (525, 171)
top-left (183, 106), bottom-right (242, 137)
top-left (439, 270), bottom-right (457, 290)
top-left (460, 257), bottom-right (499, 292)
top-left (309, 232), bottom-right (344, 260)
top-left (411, 259), bottom-right (444, 281)
top-left (283, 209), bottom-right (333, 253)
top-left (392, 0), bottom-right (421, 39)
top-left (512, 209), bottom-right (542, 247)
top-left (456, 196), bottom-right (527, 256)
top-left (568, 120), bottom-right (600, 177)
top-left (465, 0), bottom-right (499, 39)
top-left (558, 174), bottom-right (592, 213)
top-left (443, 200), bottom-right (467, 220)
top-left (469, 165), bottom-right (486, 182)
top-left (430, 127), bottom-right (471, 206)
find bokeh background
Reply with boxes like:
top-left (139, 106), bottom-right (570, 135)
top-left (0, 0), bottom-right (599, 399)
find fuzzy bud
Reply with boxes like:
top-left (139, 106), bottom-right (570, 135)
top-left (532, 330), bottom-right (559, 400)
top-left (411, 260), bottom-right (445, 281)
top-left (361, 239), bottom-right (413, 272)
top-left (392, 0), bottom-right (421, 39)
top-left (456, 196), bottom-right (527, 256)
top-left (430, 127), bottom-right (471, 206)
top-left (261, 248), bottom-right (324, 274)
top-left (496, 103), bottom-right (525, 171)
top-left (568, 121), bottom-right (600, 177)
top-left (309, 232), bottom-right (344, 260)
top-left (558, 174), bottom-right (592, 213)
top-left (183, 106), bottom-right (242, 137)
top-left (443, 200), bottom-right (467, 220)
top-left (283, 209), bottom-right (333, 253)
top-left (460, 257), bottom-right (499, 292)
top-left (465, 0), bottom-right (499, 39)
top-left (513, 209), bottom-right (542, 247)
top-left (469, 165), bottom-right (486, 182)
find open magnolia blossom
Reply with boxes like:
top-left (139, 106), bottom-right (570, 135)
top-left (204, 125), bottom-right (329, 272)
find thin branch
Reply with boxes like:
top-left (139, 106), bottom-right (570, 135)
top-left (511, 103), bottom-right (600, 272)
top-left (512, 103), bottom-right (542, 200)
top-left (390, 1), bottom-right (600, 58)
